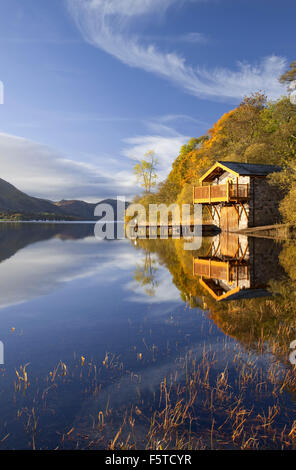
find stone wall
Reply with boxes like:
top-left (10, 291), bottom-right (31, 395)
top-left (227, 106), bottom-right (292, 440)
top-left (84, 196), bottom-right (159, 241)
top-left (248, 178), bottom-right (283, 227)
top-left (207, 174), bottom-right (283, 231)
top-left (214, 172), bottom-right (249, 185)
top-left (248, 237), bottom-right (285, 286)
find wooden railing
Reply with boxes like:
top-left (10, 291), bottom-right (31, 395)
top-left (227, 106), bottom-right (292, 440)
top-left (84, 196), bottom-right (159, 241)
top-left (193, 258), bottom-right (249, 284)
top-left (193, 259), bottom-right (229, 281)
top-left (193, 182), bottom-right (249, 203)
top-left (229, 184), bottom-right (249, 200)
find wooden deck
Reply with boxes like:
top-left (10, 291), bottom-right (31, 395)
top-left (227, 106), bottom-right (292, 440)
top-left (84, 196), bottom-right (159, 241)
top-left (193, 258), bottom-right (249, 284)
top-left (193, 182), bottom-right (249, 204)
top-left (126, 224), bottom-right (219, 239)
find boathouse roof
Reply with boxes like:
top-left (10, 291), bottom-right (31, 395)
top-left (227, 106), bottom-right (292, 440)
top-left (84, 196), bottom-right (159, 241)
top-left (200, 161), bottom-right (282, 183)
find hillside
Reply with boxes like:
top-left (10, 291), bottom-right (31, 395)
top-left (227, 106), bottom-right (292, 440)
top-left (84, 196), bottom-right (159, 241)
top-left (133, 93), bottom-right (295, 226)
top-left (54, 199), bottom-right (96, 219)
top-left (0, 177), bottom-right (126, 220)
top-left (0, 178), bottom-right (61, 214)
top-left (55, 198), bottom-right (129, 220)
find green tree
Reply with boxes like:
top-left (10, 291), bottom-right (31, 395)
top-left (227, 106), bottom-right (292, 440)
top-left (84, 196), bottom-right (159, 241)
top-left (133, 150), bottom-right (158, 193)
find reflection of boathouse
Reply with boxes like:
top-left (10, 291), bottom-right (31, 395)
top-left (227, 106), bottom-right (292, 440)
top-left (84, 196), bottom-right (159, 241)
top-left (193, 233), bottom-right (283, 301)
top-left (193, 161), bottom-right (282, 231)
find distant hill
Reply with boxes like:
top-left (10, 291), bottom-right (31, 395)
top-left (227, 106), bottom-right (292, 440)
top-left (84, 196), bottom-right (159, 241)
top-left (54, 199), bottom-right (97, 219)
top-left (0, 177), bottom-right (60, 214)
top-left (0, 177), bottom-right (128, 220)
top-left (55, 198), bottom-right (129, 220)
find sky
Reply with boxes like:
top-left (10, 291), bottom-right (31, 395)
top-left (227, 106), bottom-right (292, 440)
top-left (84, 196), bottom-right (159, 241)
top-left (0, 0), bottom-right (294, 202)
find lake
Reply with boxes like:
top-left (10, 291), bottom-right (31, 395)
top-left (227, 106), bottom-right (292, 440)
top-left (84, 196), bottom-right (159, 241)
top-left (0, 222), bottom-right (296, 450)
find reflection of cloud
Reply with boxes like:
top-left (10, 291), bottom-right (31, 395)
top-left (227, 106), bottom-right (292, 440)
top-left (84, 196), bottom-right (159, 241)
top-left (67, 0), bottom-right (286, 101)
top-left (73, 338), bottom-right (210, 435)
top-left (74, 342), bottom-right (191, 425)
top-left (0, 238), bottom-right (137, 310)
top-left (126, 264), bottom-right (181, 304)
top-left (0, 235), bottom-right (180, 310)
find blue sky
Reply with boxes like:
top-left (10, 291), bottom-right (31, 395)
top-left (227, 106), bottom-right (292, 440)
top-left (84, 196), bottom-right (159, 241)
top-left (0, 0), bottom-right (293, 201)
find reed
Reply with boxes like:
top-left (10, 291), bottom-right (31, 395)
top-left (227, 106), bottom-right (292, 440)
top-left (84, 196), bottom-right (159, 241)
top-left (3, 335), bottom-right (296, 450)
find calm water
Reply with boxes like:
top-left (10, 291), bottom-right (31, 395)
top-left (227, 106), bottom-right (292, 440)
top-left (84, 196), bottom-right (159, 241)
top-left (0, 223), bottom-right (295, 449)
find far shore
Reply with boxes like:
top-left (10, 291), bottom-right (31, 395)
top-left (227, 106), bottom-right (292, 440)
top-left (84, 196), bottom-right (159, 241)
top-left (0, 219), bottom-right (124, 223)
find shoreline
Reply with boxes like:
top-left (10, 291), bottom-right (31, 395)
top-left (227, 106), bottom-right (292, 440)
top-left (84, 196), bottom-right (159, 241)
top-left (0, 220), bottom-right (125, 224)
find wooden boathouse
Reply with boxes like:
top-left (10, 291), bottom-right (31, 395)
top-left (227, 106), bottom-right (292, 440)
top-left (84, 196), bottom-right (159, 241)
top-left (193, 233), bottom-right (284, 301)
top-left (193, 161), bottom-right (282, 232)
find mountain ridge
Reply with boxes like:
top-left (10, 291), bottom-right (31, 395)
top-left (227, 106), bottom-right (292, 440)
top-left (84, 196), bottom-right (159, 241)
top-left (0, 177), bottom-right (126, 220)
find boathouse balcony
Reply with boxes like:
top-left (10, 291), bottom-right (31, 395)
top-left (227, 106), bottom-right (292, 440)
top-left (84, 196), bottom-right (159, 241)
top-left (193, 258), bottom-right (249, 284)
top-left (193, 257), bottom-right (250, 301)
top-left (193, 181), bottom-right (249, 204)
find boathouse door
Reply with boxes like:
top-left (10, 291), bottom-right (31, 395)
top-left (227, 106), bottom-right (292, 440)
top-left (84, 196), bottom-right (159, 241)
top-left (220, 206), bottom-right (238, 231)
top-left (220, 232), bottom-right (239, 257)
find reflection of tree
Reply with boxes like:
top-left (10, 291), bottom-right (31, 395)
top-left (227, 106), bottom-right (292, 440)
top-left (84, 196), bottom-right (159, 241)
top-left (131, 236), bottom-right (296, 412)
top-left (132, 237), bottom-right (296, 362)
top-left (132, 237), bottom-right (211, 306)
top-left (134, 251), bottom-right (159, 296)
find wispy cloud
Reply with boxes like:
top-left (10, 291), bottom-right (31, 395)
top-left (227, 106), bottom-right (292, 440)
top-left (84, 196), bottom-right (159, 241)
top-left (142, 31), bottom-right (208, 44)
top-left (122, 133), bottom-right (188, 181)
top-left (67, 0), bottom-right (286, 101)
top-left (0, 36), bottom-right (81, 45)
top-left (178, 32), bottom-right (207, 44)
top-left (0, 132), bottom-right (137, 201)
top-left (0, 127), bottom-right (188, 201)
top-left (156, 113), bottom-right (209, 127)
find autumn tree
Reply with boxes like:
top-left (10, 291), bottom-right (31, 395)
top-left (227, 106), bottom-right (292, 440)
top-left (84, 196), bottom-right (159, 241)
top-left (133, 150), bottom-right (158, 193)
top-left (130, 89), bottom-right (296, 224)
top-left (279, 61), bottom-right (296, 85)
top-left (156, 136), bottom-right (210, 206)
